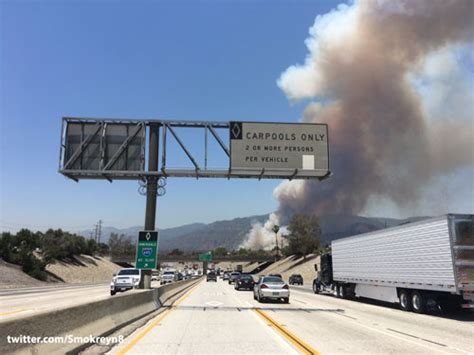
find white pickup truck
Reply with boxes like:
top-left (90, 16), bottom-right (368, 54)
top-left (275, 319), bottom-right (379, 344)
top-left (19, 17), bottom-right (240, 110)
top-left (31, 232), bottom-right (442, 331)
top-left (160, 270), bottom-right (176, 285)
top-left (110, 268), bottom-right (141, 296)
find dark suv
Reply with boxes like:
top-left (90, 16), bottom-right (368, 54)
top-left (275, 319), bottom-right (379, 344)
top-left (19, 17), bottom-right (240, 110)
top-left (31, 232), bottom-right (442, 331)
top-left (234, 274), bottom-right (255, 291)
top-left (207, 271), bottom-right (217, 282)
top-left (228, 272), bottom-right (241, 284)
top-left (289, 274), bottom-right (304, 285)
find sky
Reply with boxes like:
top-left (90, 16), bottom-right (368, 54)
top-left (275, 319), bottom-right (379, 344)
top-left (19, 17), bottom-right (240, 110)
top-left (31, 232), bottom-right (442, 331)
top-left (0, 0), bottom-right (339, 232)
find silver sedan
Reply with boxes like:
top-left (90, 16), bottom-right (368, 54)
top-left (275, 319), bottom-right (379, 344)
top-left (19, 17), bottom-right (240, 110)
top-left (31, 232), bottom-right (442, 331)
top-left (253, 276), bottom-right (290, 303)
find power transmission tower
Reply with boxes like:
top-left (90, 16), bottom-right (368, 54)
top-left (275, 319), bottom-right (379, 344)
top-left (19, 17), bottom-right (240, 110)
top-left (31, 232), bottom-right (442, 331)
top-left (94, 223), bottom-right (98, 243)
top-left (97, 220), bottom-right (103, 245)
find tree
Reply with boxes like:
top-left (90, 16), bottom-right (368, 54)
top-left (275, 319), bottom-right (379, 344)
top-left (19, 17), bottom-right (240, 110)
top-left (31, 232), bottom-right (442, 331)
top-left (213, 247), bottom-right (228, 256)
top-left (168, 248), bottom-right (184, 256)
top-left (108, 233), bottom-right (135, 259)
top-left (285, 214), bottom-right (321, 259)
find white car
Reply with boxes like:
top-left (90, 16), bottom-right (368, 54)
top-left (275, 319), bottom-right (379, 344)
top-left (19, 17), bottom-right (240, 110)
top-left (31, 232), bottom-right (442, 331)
top-left (160, 270), bottom-right (176, 285)
top-left (253, 276), bottom-right (290, 303)
top-left (110, 268), bottom-right (141, 296)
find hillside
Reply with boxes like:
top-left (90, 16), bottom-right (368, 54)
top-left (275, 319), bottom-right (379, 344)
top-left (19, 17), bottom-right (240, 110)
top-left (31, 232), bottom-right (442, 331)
top-left (45, 255), bottom-right (122, 283)
top-left (161, 215), bottom-right (269, 252)
top-left (79, 223), bottom-right (206, 244)
top-left (79, 214), bottom-right (431, 252)
top-left (0, 259), bottom-right (47, 289)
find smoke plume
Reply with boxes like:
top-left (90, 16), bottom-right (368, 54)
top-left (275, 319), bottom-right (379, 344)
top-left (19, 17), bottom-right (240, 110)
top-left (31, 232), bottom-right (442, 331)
top-left (241, 213), bottom-right (286, 251)
top-left (243, 0), bottom-right (473, 249)
top-left (276, 0), bottom-right (474, 221)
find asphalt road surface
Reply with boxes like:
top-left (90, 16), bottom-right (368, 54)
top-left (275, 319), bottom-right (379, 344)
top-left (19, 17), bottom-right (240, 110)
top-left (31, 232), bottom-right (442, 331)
top-left (108, 279), bottom-right (474, 354)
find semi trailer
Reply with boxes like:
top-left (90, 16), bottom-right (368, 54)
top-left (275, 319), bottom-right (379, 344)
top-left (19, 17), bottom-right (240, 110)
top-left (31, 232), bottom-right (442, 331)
top-left (313, 214), bottom-right (473, 313)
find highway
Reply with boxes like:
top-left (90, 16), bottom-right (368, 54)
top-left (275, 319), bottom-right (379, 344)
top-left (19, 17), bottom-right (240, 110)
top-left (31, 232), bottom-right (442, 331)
top-left (109, 279), bottom-right (474, 354)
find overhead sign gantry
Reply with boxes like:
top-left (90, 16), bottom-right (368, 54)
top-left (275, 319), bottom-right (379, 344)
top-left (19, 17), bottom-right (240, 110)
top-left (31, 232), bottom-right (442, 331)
top-left (59, 117), bottom-right (330, 181)
top-left (58, 117), bottom-right (330, 286)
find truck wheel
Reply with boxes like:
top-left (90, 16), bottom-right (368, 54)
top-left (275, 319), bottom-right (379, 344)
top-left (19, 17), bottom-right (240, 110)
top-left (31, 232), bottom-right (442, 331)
top-left (339, 285), bottom-right (346, 299)
top-left (284, 297), bottom-right (289, 304)
top-left (411, 291), bottom-right (425, 314)
top-left (399, 290), bottom-right (411, 311)
top-left (110, 290), bottom-right (116, 296)
top-left (313, 282), bottom-right (319, 294)
top-left (335, 284), bottom-right (341, 298)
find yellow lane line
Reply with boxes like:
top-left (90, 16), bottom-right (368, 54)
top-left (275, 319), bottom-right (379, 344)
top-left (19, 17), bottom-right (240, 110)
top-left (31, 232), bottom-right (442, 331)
top-left (0, 309), bottom-right (29, 316)
top-left (254, 308), bottom-right (319, 355)
top-left (118, 280), bottom-right (203, 355)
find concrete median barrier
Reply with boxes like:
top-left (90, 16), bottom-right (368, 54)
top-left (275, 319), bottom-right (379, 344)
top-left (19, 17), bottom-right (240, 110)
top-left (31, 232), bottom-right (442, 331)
top-left (0, 277), bottom-right (202, 354)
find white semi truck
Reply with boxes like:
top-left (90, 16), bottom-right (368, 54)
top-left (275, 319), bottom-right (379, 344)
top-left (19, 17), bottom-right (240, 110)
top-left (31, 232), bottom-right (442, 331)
top-left (313, 214), bottom-right (473, 313)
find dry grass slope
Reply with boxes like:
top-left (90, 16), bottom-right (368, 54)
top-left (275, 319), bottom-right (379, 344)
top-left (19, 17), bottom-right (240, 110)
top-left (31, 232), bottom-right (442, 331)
top-left (45, 255), bottom-right (122, 284)
top-left (254, 255), bottom-right (320, 285)
top-left (0, 259), bottom-right (47, 289)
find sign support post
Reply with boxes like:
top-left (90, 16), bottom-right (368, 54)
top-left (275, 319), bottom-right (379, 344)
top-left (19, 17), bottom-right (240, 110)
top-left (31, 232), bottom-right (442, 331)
top-left (140, 123), bottom-right (160, 289)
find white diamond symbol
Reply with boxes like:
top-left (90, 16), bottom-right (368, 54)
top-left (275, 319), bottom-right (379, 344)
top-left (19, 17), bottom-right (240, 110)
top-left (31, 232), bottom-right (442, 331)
top-left (146, 233), bottom-right (151, 240)
top-left (232, 124), bottom-right (241, 138)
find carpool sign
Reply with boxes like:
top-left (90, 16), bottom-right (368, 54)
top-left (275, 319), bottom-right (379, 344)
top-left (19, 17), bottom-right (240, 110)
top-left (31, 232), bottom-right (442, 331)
top-left (135, 231), bottom-right (159, 269)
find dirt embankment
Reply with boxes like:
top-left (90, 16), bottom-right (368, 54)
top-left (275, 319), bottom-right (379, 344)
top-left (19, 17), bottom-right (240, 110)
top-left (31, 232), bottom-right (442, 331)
top-left (45, 255), bottom-right (121, 284)
top-left (215, 255), bottom-right (320, 285)
top-left (0, 255), bottom-right (122, 289)
top-left (0, 259), bottom-right (47, 289)
top-left (254, 255), bottom-right (321, 285)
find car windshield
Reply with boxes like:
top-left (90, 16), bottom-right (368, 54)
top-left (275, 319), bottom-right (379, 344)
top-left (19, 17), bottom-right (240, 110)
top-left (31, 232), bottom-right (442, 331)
top-left (118, 269), bottom-right (139, 275)
top-left (240, 275), bottom-right (253, 281)
top-left (163, 271), bottom-right (175, 275)
top-left (263, 277), bottom-right (283, 283)
top-left (231, 272), bottom-right (240, 276)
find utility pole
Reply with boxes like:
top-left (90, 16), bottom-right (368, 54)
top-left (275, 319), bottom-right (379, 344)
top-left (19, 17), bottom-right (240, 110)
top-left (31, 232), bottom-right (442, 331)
top-left (140, 123), bottom-right (160, 289)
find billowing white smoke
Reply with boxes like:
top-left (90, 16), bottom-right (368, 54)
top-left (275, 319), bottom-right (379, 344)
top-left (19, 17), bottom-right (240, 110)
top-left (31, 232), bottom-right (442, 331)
top-left (275, 0), bottom-right (474, 221)
top-left (242, 0), bottom-right (474, 249)
top-left (241, 213), bottom-right (286, 251)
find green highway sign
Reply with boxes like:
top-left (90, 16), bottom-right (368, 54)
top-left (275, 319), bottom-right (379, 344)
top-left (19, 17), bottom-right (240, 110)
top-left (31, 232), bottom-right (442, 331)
top-left (136, 231), bottom-right (159, 269)
top-left (199, 252), bottom-right (212, 262)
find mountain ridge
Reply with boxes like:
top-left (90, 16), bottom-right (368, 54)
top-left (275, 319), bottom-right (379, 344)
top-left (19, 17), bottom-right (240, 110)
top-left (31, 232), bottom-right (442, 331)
top-left (79, 214), bottom-right (430, 252)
